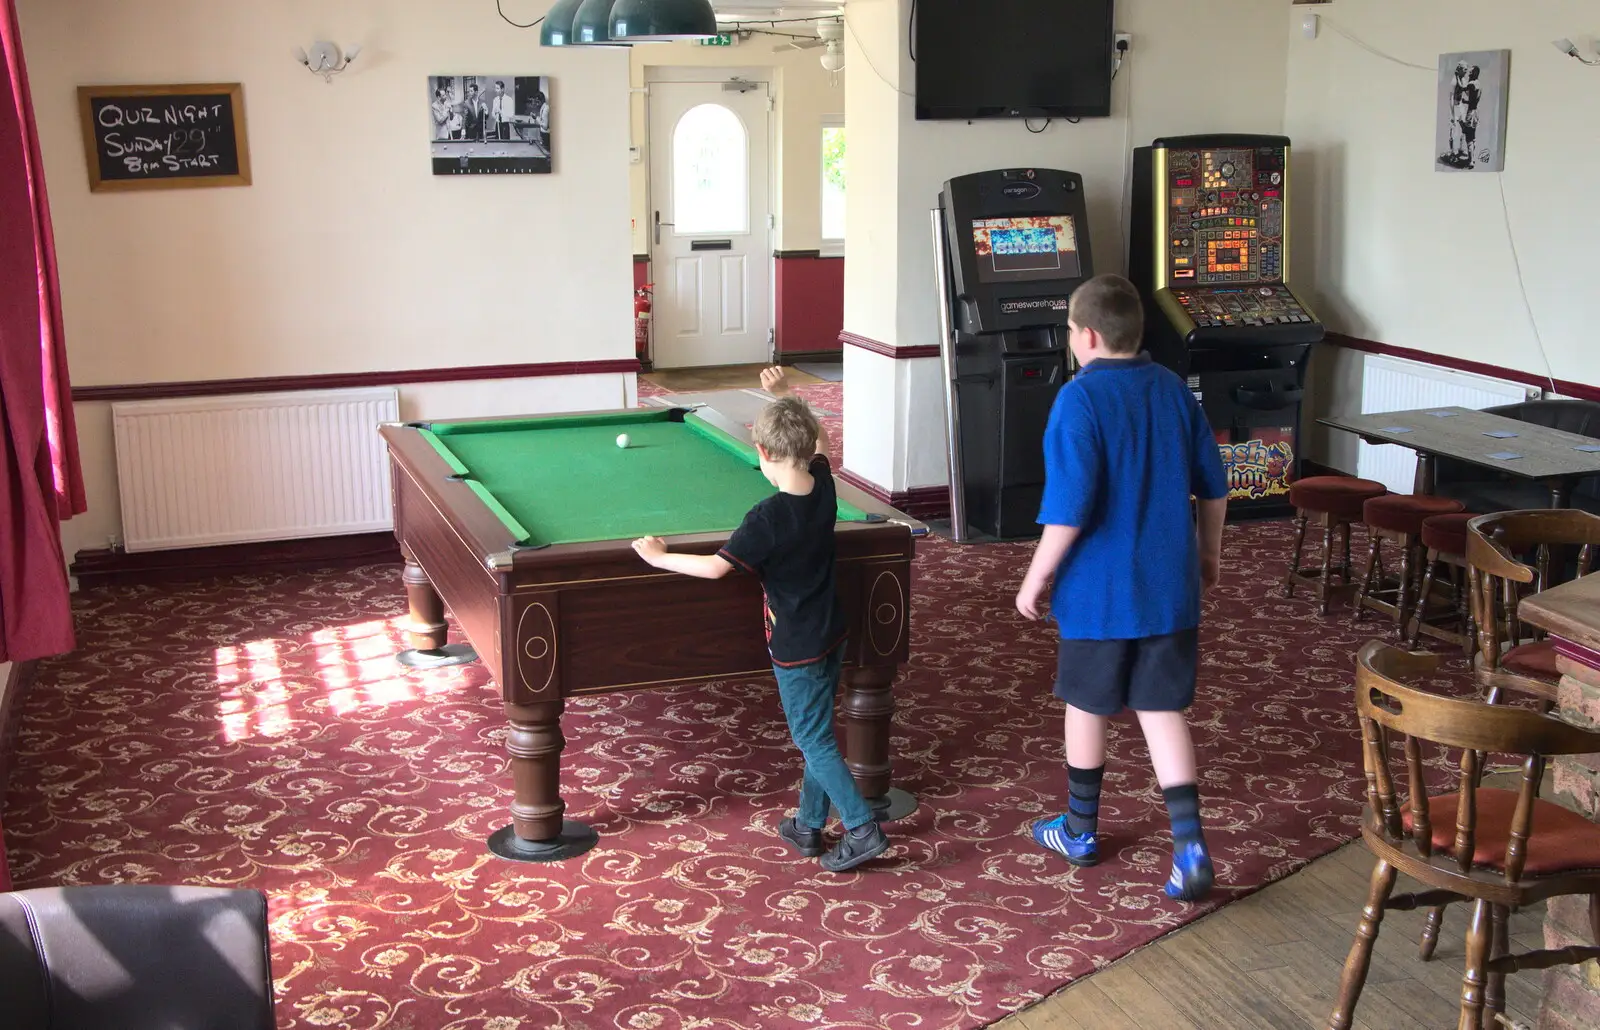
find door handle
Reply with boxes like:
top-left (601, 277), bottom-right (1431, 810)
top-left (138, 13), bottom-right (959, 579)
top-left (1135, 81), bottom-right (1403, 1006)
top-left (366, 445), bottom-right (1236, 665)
top-left (654, 210), bottom-right (674, 246)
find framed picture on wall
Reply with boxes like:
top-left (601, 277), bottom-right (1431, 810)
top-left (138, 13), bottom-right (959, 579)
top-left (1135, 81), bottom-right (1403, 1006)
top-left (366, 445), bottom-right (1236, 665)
top-left (429, 75), bottom-right (551, 174)
top-left (1435, 50), bottom-right (1510, 173)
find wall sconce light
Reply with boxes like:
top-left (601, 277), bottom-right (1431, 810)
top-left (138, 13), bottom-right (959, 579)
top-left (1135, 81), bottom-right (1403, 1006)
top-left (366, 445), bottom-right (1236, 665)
top-left (292, 41), bottom-right (362, 83)
top-left (1552, 38), bottom-right (1600, 65)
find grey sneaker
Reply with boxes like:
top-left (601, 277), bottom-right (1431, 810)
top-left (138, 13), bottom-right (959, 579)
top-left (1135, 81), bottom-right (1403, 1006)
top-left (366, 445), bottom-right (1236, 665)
top-left (820, 822), bottom-right (888, 872)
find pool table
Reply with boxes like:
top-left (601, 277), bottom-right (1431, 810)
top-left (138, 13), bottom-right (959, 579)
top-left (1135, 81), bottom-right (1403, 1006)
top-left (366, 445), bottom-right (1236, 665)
top-left (379, 406), bottom-right (923, 862)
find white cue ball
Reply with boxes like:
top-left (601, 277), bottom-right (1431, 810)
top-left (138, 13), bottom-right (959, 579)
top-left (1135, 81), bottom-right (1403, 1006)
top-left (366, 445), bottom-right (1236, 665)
top-left (616, 433), bottom-right (630, 449)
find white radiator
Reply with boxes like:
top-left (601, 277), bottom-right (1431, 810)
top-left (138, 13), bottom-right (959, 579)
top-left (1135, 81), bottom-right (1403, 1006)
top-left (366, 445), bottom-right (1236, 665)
top-left (112, 387), bottom-right (399, 552)
top-left (1356, 354), bottom-right (1538, 494)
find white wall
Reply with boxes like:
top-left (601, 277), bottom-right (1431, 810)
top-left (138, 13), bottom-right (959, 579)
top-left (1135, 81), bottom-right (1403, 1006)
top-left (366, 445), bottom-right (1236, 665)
top-left (628, 38), bottom-right (842, 254)
top-left (18, 0), bottom-right (636, 559)
top-left (1284, 0), bottom-right (1597, 388)
top-left (842, 0), bottom-right (1292, 491)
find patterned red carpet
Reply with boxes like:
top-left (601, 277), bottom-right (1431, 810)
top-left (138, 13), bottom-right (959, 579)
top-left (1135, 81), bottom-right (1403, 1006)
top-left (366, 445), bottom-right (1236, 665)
top-left (3, 518), bottom-right (1476, 1029)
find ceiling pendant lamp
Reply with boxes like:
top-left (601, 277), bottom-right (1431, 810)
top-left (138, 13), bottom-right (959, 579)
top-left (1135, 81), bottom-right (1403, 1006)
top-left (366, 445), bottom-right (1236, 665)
top-left (610, 0), bottom-right (719, 43)
top-left (538, 0), bottom-right (585, 46)
top-left (571, 0), bottom-right (623, 45)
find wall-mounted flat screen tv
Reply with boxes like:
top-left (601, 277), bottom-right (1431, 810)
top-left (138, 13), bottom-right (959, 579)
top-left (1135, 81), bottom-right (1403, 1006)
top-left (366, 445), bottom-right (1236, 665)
top-left (915, 0), bottom-right (1115, 121)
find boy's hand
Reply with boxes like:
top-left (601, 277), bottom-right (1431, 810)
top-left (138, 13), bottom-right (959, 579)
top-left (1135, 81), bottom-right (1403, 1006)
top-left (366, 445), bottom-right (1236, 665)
top-left (1200, 551), bottom-right (1221, 592)
top-left (632, 536), bottom-right (668, 565)
top-left (1015, 573), bottom-right (1050, 621)
top-left (760, 366), bottom-right (790, 397)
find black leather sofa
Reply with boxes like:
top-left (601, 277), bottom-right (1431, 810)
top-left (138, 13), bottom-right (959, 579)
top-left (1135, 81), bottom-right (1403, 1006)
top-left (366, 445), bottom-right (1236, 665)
top-left (0, 885), bottom-right (275, 1030)
top-left (1432, 399), bottom-right (1600, 515)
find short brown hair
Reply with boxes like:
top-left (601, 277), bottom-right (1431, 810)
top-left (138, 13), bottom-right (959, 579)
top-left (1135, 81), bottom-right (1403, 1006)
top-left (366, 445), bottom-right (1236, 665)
top-left (1069, 274), bottom-right (1145, 355)
top-left (753, 397), bottom-right (820, 462)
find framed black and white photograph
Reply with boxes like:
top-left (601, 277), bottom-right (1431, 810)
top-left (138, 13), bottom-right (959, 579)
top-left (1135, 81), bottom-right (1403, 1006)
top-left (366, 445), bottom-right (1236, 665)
top-left (429, 75), bottom-right (551, 175)
top-left (1435, 50), bottom-right (1510, 173)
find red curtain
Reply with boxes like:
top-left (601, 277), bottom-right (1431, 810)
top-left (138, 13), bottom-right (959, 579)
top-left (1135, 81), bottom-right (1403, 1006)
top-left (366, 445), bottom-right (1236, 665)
top-left (0, 0), bottom-right (84, 665)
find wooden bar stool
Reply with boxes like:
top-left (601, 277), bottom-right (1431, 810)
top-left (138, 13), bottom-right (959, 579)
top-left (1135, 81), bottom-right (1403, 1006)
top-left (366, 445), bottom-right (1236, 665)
top-left (1352, 493), bottom-right (1464, 635)
top-left (1284, 476), bottom-right (1388, 615)
top-left (1405, 512), bottom-right (1479, 655)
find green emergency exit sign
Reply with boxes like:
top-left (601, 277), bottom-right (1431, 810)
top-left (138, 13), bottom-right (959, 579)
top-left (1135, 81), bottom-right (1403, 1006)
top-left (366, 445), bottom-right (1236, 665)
top-left (699, 34), bottom-right (734, 47)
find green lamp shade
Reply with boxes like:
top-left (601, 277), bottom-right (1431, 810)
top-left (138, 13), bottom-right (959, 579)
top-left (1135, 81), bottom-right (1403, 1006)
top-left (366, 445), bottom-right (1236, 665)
top-left (539, 0), bottom-right (584, 46)
top-left (572, 0), bottom-right (619, 44)
top-left (610, 0), bottom-right (718, 42)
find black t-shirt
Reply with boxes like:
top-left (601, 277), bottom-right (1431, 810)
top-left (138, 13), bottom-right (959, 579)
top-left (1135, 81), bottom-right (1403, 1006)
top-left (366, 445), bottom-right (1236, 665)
top-left (717, 454), bottom-right (846, 666)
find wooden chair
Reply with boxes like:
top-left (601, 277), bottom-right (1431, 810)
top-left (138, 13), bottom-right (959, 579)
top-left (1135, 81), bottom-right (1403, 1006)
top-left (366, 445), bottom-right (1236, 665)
top-left (1466, 510), bottom-right (1600, 707)
top-left (1411, 511), bottom-right (1600, 964)
top-left (1329, 642), bottom-right (1600, 1030)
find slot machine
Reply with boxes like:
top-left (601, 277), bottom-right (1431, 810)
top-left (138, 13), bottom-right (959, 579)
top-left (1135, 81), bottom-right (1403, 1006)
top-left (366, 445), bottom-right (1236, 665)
top-left (933, 168), bottom-right (1094, 541)
top-left (1130, 134), bottom-right (1323, 517)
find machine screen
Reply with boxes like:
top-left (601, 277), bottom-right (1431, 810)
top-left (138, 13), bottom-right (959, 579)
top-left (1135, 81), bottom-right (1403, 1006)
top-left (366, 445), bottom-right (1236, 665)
top-left (1163, 145), bottom-right (1286, 286)
top-left (972, 215), bottom-right (1081, 283)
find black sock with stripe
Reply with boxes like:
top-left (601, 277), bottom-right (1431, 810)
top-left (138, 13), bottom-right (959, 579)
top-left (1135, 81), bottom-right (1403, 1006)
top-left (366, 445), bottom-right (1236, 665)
top-left (1162, 783), bottom-right (1203, 846)
top-left (1065, 764), bottom-right (1103, 837)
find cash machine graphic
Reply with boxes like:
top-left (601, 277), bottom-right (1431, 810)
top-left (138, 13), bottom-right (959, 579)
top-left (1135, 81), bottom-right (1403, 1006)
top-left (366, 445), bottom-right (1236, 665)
top-left (1130, 134), bottom-right (1323, 516)
top-left (933, 169), bottom-right (1094, 541)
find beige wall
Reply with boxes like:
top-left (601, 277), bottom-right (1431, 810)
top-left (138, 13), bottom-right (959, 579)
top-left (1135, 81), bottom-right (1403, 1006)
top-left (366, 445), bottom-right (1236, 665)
top-left (844, 0), bottom-right (1292, 353)
top-left (1284, 0), bottom-right (1597, 387)
top-left (17, 0), bottom-right (638, 561)
top-left (22, 0), bottom-right (634, 387)
top-left (627, 37), bottom-right (842, 255)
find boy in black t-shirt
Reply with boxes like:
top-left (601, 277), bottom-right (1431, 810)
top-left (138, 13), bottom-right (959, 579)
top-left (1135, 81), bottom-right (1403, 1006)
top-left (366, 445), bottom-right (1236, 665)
top-left (632, 368), bottom-right (889, 872)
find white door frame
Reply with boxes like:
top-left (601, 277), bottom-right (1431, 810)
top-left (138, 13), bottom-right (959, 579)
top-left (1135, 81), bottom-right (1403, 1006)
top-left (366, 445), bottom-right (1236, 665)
top-left (644, 66), bottom-right (777, 366)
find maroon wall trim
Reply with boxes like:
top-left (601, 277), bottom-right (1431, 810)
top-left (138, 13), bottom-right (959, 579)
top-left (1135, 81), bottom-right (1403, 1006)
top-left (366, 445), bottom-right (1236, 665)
top-left (838, 467), bottom-right (951, 521)
top-left (70, 533), bottom-right (402, 589)
top-left (839, 332), bottom-right (941, 360)
top-left (71, 359), bottom-right (643, 403)
top-left (1326, 333), bottom-right (1595, 402)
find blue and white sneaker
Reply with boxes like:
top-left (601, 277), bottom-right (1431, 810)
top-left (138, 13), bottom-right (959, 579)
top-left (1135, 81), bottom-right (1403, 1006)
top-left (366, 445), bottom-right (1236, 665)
top-left (1164, 839), bottom-right (1215, 901)
top-left (1031, 814), bottom-right (1098, 867)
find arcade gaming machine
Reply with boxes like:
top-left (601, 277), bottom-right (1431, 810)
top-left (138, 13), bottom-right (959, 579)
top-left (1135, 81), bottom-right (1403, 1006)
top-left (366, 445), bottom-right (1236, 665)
top-left (1130, 134), bottom-right (1323, 517)
top-left (933, 168), bottom-right (1094, 541)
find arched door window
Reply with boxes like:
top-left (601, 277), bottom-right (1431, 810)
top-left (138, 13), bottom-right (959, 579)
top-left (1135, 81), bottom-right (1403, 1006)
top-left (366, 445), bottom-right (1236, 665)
top-left (672, 103), bottom-right (748, 235)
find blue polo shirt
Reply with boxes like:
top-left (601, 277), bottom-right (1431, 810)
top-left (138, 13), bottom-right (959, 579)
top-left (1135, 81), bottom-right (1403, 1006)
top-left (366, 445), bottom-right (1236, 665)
top-left (1038, 353), bottom-right (1229, 640)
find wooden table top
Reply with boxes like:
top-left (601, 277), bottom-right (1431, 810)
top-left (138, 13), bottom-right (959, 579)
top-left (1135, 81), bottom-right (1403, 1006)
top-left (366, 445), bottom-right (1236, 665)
top-left (1320, 406), bottom-right (1600, 482)
top-left (1520, 572), bottom-right (1600, 654)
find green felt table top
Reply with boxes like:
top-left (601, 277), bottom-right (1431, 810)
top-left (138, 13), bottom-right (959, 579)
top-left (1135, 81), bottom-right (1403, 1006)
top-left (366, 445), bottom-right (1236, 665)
top-left (419, 409), bottom-right (868, 547)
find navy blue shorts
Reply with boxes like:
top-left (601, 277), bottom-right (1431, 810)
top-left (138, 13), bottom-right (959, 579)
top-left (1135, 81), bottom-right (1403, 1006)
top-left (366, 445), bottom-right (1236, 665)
top-left (1054, 628), bottom-right (1199, 715)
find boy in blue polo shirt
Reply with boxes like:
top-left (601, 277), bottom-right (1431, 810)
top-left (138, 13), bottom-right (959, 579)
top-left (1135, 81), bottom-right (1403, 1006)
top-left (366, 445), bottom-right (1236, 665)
top-left (1014, 274), bottom-right (1229, 901)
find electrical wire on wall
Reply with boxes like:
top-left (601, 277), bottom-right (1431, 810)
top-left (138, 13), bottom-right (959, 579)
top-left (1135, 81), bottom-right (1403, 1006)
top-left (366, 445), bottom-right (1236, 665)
top-left (1113, 50), bottom-right (1135, 276)
top-left (841, 10), bottom-right (915, 99)
top-left (1320, 17), bottom-right (1560, 395)
top-left (496, 0), bottom-right (543, 29)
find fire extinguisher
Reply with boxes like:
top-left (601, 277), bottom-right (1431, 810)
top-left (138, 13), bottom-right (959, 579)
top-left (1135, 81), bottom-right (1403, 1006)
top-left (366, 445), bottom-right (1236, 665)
top-left (634, 282), bottom-right (653, 361)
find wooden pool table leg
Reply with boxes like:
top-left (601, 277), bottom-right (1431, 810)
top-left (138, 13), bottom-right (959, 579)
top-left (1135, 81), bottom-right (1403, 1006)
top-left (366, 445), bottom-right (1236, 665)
top-left (395, 548), bottom-right (477, 669)
top-left (841, 665), bottom-right (917, 822)
top-left (486, 697), bottom-right (599, 862)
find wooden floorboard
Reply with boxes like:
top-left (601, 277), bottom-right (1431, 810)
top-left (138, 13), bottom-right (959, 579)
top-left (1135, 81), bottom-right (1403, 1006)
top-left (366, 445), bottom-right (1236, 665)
top-left (988, 842), bottom-right (1544, 1030)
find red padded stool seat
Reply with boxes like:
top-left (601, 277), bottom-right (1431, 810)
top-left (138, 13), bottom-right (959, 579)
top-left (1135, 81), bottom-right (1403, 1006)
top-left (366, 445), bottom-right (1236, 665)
top-left (1284, 477), bottom-right (1389, 615)
top-left (1408, 512), bottom-right (1481, 655)
top-left (1355, 493), bottom-right (1464, 636)
top-left (1287, 476), bottom-right (1387, 519)
top-left (1362, 494), bottom-right (1465, 536)
top-left (1420, 512), bottom-right (1475, 556)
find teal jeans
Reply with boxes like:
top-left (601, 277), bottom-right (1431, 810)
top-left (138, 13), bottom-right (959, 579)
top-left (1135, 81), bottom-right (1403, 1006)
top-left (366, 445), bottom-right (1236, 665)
top-left (773, 644), bottom-right (874, 830)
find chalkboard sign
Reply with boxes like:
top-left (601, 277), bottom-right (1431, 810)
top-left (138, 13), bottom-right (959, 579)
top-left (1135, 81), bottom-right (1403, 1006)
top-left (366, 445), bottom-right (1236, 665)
top-left (76, 83), bottom-right (251, 192)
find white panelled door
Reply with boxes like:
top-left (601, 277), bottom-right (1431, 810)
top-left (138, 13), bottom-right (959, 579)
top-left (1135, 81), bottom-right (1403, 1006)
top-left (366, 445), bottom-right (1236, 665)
top-left (648, 79), bottom-right (772, 368)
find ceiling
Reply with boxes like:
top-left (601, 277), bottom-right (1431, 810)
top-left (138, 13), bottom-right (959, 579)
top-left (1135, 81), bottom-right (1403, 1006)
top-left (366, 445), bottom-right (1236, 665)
top-left (712, 2), bottom-right (844, 23)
